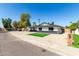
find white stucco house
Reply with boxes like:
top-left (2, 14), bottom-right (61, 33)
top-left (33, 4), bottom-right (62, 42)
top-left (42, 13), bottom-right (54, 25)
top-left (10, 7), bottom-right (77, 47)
top-left (29, 22), bottom-right (64, 34)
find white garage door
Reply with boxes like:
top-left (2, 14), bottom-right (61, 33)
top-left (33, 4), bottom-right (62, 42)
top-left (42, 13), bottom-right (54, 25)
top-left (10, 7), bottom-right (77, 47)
top-left (53, 27), bottom-right (58, 31)
top-left (42, 27), bottom-right (48, 31)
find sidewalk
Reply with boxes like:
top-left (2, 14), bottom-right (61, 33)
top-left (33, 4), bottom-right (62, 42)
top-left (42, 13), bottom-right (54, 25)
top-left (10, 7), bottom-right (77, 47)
top-left (9, 31), bottom-right (79, 56)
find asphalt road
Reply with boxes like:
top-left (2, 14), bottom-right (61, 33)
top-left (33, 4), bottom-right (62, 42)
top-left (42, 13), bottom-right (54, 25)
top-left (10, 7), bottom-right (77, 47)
top-left (0, 32), bottom-right (60, 56)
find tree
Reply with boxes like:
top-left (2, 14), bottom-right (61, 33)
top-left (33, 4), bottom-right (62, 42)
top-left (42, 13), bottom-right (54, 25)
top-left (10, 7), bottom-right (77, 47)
top-left (32, 22), bottom-right (37, 31)
top-left (2, 18), bottom-right (12, 31)
top-left (76, 20), bottom-right (79, 31)
top-left (16, 13), bottom-right (31, 31)
top-left (32, 22), bottom-right (36, 27)
top-left (12, 20), bottom-right (18, 30)
top-left (68, 23), bottom-right (77, 30)
top-left (77, 21), bottom-right (79, 27)
top-left (17, 21), bottom-right (22, 30)
top-left (19, 13), bottom-right (31, 30)
top-left (27, 18), bottom-right (31, 26)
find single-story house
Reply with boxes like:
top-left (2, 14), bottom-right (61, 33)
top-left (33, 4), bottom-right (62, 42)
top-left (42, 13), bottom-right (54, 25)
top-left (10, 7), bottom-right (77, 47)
top-left (29, 22), bottom-right (64, 34)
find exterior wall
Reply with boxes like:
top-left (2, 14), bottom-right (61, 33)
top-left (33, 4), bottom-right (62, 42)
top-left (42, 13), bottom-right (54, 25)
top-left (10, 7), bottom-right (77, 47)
top-left (75, 28), bottom-right (79, 35)
top-left (36, 27), bottom-right (39, 31)
top-left (42, 27), bottom-right (49, 31)
top-left (34, 26), bottom-right (63, 34)
top-left (53, 27), bottom-right (59, 31)
top-left (53, 27), bottom-right (63, 34)
top-left (37, 27), bottom-right (49, 31)
top-left (58, 28), bottom-right (62, 34)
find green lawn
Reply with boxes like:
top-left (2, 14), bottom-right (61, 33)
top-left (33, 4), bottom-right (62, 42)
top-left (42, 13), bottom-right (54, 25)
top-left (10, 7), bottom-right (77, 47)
top-left (72, 34), bottom-right (79, 48)
top-left (29, 33), bottom-right (48, 37)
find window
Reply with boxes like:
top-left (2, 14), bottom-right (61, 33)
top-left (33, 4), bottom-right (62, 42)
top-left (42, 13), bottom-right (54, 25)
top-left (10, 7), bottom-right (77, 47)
top-left (49, 27), bottom-right (53, 31)
top-left (39, 28), bottom-right (42, 31)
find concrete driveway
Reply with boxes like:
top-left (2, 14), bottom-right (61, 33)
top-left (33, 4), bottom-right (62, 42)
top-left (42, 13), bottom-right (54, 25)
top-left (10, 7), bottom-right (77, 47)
top-left (9, 31), bottom-right (79, 56)
top-left (0, 32), bottom-right (59, 56)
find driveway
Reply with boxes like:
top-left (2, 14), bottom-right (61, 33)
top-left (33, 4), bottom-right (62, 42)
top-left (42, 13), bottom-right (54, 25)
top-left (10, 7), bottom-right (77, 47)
top-left (9, 31), bottom-right (79, 56)
top-left (0, 32), bottom-right (59, 56)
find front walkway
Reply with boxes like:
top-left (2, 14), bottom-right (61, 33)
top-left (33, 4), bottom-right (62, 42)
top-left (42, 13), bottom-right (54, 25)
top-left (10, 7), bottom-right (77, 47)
top-left (9, 31), bottom-right (79, 56)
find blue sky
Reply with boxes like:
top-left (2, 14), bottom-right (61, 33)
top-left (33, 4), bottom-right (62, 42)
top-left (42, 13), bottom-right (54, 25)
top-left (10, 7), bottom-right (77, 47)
top-left (0, 3), bottom-right (79, 27)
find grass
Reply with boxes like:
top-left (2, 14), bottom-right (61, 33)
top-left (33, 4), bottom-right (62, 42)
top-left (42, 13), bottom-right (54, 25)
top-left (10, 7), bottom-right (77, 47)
top-left (29, 33), bottom-right (48, 37)
top-left (72, 34), bottom-right (79, 48)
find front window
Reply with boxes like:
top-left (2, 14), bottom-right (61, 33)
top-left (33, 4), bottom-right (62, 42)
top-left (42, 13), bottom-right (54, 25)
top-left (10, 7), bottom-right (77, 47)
top-left (39, 28), bottom-right (42, 31)
top-left (49, 27), bottom-right (53, 31)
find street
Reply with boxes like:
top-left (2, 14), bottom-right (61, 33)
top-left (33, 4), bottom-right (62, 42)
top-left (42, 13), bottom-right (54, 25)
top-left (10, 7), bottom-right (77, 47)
top-left (0, 32), bottom-right (59, 56)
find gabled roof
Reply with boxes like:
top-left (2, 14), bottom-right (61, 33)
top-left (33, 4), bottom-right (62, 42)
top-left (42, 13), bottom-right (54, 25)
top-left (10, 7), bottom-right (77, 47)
top-left (30, 22), bottom-right (64, 28)
top-left (38, 22), bottom-right (50, 26)
top-left (38, 22), bottom-right (64, 28)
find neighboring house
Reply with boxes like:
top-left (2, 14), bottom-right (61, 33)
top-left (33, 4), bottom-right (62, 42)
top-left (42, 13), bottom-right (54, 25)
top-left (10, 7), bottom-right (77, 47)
top-left (29, 22), bottom-right (64, 34)
top-left (75, 28), bottom-right (79, 34)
